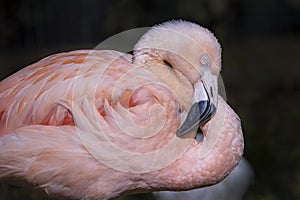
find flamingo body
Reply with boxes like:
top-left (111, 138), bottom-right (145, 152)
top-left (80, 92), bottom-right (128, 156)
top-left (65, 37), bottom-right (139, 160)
top-left (0, 21), bottom-right (244, 200)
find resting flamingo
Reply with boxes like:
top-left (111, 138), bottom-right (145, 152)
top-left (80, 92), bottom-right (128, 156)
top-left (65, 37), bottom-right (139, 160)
top-left (0, 20), bottom-right (244, 200)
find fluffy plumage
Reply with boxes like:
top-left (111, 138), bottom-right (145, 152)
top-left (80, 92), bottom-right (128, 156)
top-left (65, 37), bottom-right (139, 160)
top-left (0, 20), bottom-right (244, 200)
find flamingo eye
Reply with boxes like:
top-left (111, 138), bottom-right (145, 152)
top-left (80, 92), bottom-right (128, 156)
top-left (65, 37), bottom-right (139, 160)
top-left (200, 54), bottom-right (211, 67)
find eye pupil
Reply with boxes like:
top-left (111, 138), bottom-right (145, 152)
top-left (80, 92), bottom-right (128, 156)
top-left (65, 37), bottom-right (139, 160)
top-left (200, 54), bottom-right (210, 66)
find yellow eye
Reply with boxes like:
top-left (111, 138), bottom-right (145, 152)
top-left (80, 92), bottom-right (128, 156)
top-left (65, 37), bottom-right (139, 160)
top-left (200, 54), bottom-right (210, 66)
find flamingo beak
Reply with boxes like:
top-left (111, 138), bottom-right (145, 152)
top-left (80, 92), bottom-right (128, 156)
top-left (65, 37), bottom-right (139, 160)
top-left (176, 80), bottom-right (216, 137)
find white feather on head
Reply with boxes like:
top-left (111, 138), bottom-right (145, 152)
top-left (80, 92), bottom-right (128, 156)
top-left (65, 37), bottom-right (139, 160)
top-left (133, 20), bottom-right (222, 75)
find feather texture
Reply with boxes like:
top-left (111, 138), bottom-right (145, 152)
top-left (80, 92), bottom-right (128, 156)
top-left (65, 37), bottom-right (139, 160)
top-left (0, 20), bottom-right (244, 200)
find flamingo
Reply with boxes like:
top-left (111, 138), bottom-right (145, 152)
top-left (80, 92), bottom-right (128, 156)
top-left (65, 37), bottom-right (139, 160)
top-left (0, 20), bottom-right (244, 200)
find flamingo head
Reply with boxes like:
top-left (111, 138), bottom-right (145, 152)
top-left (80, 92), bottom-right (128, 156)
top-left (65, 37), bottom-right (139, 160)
top-left (133, 20), bottom-right (222, 138)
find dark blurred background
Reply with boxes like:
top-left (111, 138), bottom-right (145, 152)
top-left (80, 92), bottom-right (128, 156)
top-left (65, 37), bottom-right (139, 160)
top-left (0, 0), bottom-right (299, 199)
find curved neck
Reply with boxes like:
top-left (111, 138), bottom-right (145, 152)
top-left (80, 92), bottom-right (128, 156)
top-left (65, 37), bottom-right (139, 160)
top-left (141, 97), bottom-right (244, 191)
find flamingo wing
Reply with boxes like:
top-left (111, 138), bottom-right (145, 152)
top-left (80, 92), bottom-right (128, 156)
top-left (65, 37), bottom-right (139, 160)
top-left (0, 50), bottom-right (134, 134)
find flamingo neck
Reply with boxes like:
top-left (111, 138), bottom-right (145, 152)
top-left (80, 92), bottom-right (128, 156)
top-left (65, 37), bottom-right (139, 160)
top-left (137, 97), bottom-right (244, 191)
